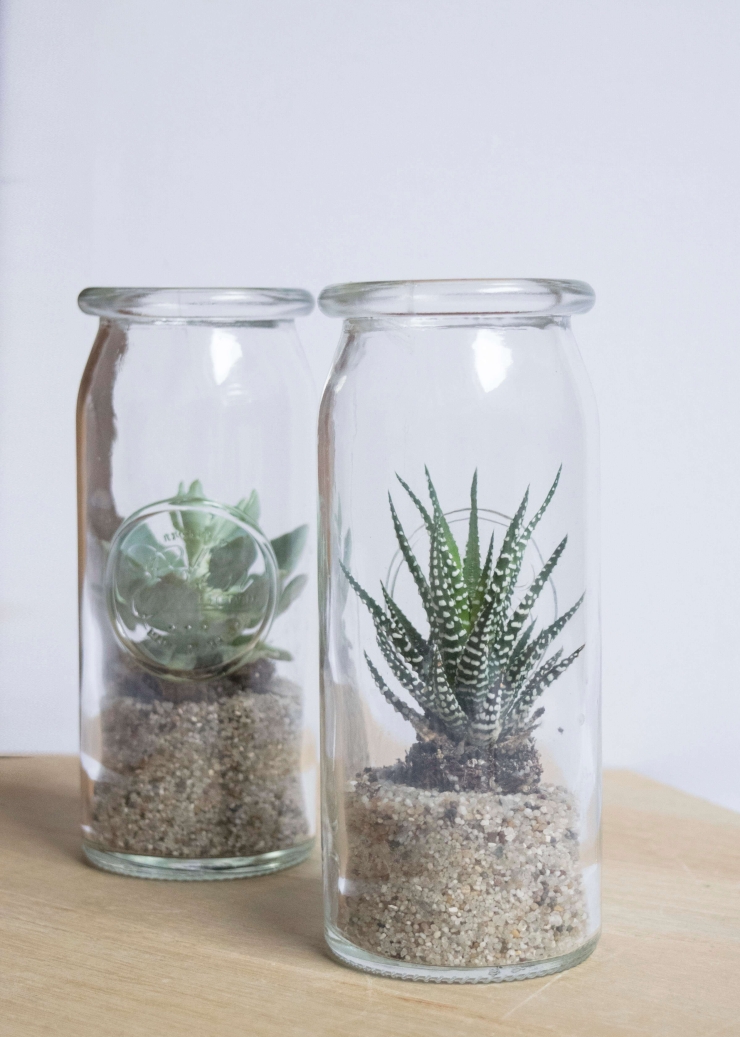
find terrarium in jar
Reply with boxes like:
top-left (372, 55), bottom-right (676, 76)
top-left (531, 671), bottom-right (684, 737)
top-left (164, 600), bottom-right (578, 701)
top-left (318, 279), bottom-right (600, 981)
top-left (77, 287), bottom-right (317, 879)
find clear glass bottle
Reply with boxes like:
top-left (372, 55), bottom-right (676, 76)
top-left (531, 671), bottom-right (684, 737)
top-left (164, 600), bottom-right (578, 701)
top-left (77, 287), bottom-right (317, 879)
top-left (318, 279), bottom-right (600, 981)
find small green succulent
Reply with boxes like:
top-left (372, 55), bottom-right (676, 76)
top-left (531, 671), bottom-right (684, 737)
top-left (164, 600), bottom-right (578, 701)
top-left (111, 480), bottom-right (307, 674)
top-left (342, 468), bottom-right (584, 747)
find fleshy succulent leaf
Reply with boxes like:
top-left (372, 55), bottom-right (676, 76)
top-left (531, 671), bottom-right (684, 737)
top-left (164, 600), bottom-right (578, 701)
top-left (510, 644), bottom-right (584, 719)
top-left (364, 652), bottom-right (433, 739)
top-left (396, 475), bottom-right (434, 533)
top-left (271, 524), bottom-right (308, 576)
top-left (235, 489), bottom-right (260, 525)
top-left (503, 536), bottom-right (568, 653)
top-left (208, 533), bottom-right (258, 590)
top-left (376, 629), bottom-right (434, 711)
top-left (425, 467), bottom-right (463, 573)
top-left (469, 530), bottom-right (494, 626)
top-left (523, 467), bottom-right (562, 541)
top-left (388, 495), bottom-right (432, 613)
top-left (508, 595), bottom-right (584, 687)
top-left (428, 518), bottom-right (467, 683)
top-left (463, 471), bottom-right (481, 599)
top-left (468, 679), bottom-right (503, 744)
top-left (381, 585), bottom-right (427, 666)
top-left (429, 645), bottom-right (468, 737)
top-left (276, 573), bottom-right (308, 616)
top-left (339, 561), bottom-right (388, 630)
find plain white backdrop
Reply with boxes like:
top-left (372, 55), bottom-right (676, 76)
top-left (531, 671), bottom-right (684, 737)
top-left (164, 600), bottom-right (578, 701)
top-left (0, 1), bottom-right (738, 810)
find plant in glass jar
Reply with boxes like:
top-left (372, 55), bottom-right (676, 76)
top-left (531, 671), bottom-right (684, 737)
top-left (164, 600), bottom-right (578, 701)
top-left (78, 286), bottom-right (316, 880)
top-left (110, 480), bottom-right (308, 672)
top-left (339, 468), bottom-right (589, 970)
top-left (90, 481), bottom-right (311, 873)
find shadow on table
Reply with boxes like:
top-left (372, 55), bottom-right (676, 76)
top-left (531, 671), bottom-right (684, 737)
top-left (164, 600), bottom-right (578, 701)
top-left (231, 866), bottom-right (327, 959)
top-left (0, 763), bottom-right (85, 866)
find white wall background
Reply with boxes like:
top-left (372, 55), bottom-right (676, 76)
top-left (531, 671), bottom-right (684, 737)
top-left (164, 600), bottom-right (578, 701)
top-left (1, 0), bottom-right (738, 810)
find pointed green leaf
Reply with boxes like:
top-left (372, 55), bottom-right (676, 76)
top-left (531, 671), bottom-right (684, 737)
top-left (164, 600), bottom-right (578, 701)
top-left (463, 470), bottom-right (481, 597)
top-left (502, 537), bottom-right (567, 654)
top-left (396, 474), bottom-right (433, 533)
top-left (339, 561), bottom-right (388, 629)
top-left (469, 530), bottom-right (494, 625)
top-left (455, 487), bottom-right (530, 694)
top-left (508, 594), bottom-right (584, 687)
top-left (364, 653), bottom-right (431, 738)
top-left (508, 619), bottom-right (536, 666)
top-left (235, 489), bottom-right (260, 525)
top-left (523, 467), bottom-right (562, 541)
top-left (271, 524), bottom-right (308, 576)
top-left (425, 466), bottom-right (463, 572)
top-left (428, 519), bottom-right (467, 683)
top-left (510, 644), bottom-right (584, 719)
top-left (208, 533), bottom-right (258, 590)
top-left (429, 644), bottom-right (468, 736)
top-left (424, 469), bottom-right (469, 630)
top-left (376, 629), bottom-right (433, 711)
top-left (381, 585), bottom-right (427, 666)
top-left (276, 573), bottom-right (308, 616)
top-left (388, 494), bottom-right (431, 614)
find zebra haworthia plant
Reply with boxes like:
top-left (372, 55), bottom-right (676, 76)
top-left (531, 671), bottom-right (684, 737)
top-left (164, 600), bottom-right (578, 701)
top-left (341, 468), bottom-right (585, 753)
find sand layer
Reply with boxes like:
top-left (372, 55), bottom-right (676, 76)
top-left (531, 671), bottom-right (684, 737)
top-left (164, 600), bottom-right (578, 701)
top-left (341, 778), bottom-right (589, 968)
top-left (90, 676), bottom-right (309, 858)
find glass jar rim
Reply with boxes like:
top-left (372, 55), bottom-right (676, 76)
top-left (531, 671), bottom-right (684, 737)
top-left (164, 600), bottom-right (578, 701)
top-left (318, 278), bottom-right (594, 318)
top-left (78, 287), bottom-right (315, 323)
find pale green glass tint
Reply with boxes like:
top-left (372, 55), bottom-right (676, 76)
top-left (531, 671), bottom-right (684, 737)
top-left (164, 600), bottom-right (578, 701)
top-left (318, 279), bottom-right (600, 982)
top-left (78, 288), bottom-right (317, 879)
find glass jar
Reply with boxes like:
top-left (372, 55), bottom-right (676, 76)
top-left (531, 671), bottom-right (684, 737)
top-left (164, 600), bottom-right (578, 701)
top-left (318, 279), bottom-right (600, 982)
top-left (77, 287), bottom-right (317, 879)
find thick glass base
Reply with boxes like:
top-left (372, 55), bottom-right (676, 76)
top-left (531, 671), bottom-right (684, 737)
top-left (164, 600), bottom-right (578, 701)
top-left (83, 839), bottom-right (314, 880)
top-left (325, 924), bottom-right (599, 984)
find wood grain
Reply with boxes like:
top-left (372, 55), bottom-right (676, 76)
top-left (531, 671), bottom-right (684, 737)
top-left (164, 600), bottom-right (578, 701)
top-left (1, 756), bottom-right (738, 1036)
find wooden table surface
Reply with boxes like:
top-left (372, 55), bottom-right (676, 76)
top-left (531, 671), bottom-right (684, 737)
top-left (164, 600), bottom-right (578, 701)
top-left (1, 756), bottom-right (738, 1037)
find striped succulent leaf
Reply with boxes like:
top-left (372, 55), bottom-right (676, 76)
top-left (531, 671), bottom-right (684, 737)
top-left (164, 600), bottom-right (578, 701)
top-left (507, 595), bottom-right (584, 688)
top-left (502, 537), bottom-right (568, 653)
top-left (468, 530), bottom-right (495, 627)
top-left (397, 475), bottom-right (434, 533)
top-left (507, 618), bottom-right (536, 667)
top-left (508, 644), bottom-right (584, 719)
top-left (425, 467), bottom-right (463, 572)
top-left (484, 472), bottom-right (565, 670)
top-left (381, 585), bottom-right (427, 662)
top-left (523, 467), bottom-right (562, 541)
top-left (425, 468), bottom-right (469, 630)
top-left (339, 561), bottom-right (420, 673)
top-left (376, 628), bottom-right (434, 712)
top-left (454, 490), bottom-right (530, 697)
top-left (342, 467), bottom-right (584, 748)
top-left (388, 495), bottom-right (432, 612)
top-left (429, 645), bottom-right (468, 737)
top-left (468, 678), bottom-right (504, 744)
top-left (364, 653), bottom-right (433, 739)
top-left (463, 471), bottom-right (481, 599)
top-left (499, 648), bottom-right (562, 722)
top-left (428, 520), bottom-right (467, 681)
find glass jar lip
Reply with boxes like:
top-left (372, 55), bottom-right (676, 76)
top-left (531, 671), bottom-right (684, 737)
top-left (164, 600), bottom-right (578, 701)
top-left (78, 287), bottom-right (315, 323)
top-left (318, 278), bottom-right (594, 318)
